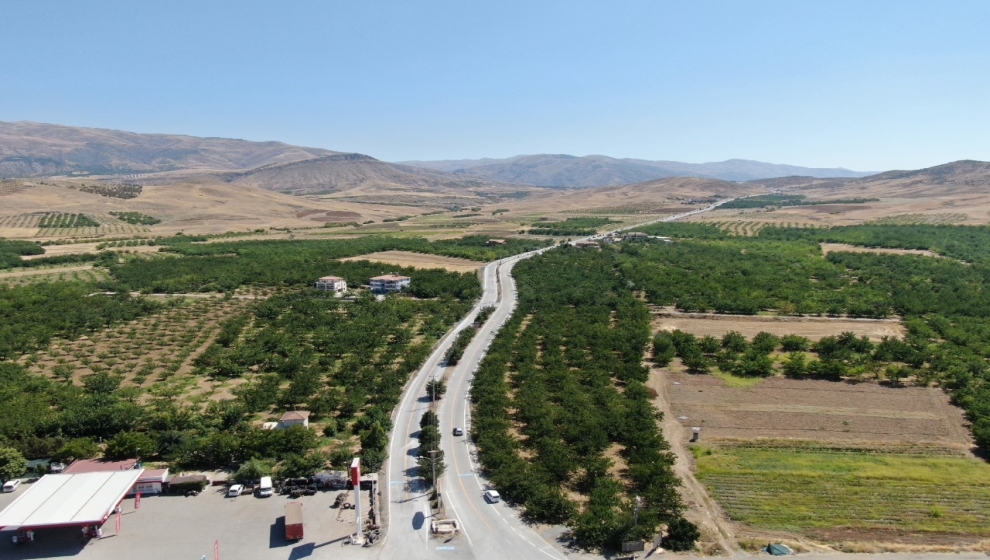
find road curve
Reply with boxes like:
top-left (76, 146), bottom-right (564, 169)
top-left (377, 199), bottom-right (736, 560)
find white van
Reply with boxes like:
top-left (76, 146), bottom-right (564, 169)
top-left (483, 489), bottom-right (500, 503)
top-left (258, 476), bottom-right (273, 497)
top-left (3, 479), bottom-right (22, 493)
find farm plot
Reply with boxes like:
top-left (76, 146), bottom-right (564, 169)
top-left (820, 242), bottom-right (941, 258)
top-left (19, 296), bottom-right (250, 399)
top-left (694, 443), bottom-right (990, 542)
top-left (341, 250), bottom-right (483, 273)
top-left (652, 308), bottom-right (905, 342)
top-left (665, 372), bottom-right (971, 446)
top-left (0, 265), bottom-right (108, 286)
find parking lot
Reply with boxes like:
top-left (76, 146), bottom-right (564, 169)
top-left (0, 481), bottom-right (377, 560)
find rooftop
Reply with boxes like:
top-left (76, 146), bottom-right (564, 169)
top-left (317, 276), bottom-right (344, 281)
top-left (0, 470), bottom-right (144, 529)
top-left (280, 410), bottom-right (311, 421)
top-left (63, 458), bottom-right (138, 474)
top-left (370, 274), bottom-right (410, 281)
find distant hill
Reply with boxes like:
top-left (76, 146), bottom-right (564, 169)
top-left (226, 153), bottom-right (521, 196)
top-left (0, 120), bottom-right (338, 176)
top-left (399, 154), bottom-right (873, 186)
top-left (746, 160), bottom-right (990, 198)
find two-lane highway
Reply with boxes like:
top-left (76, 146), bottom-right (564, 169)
top-left (377, 198), bottom-right (740, 560)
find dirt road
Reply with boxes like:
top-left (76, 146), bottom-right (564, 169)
top-left (647, 364), bottom-right (739, 554)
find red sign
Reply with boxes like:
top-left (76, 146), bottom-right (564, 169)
top-left (135, 492), bottom-right (142, 509)
top-left (115, 511), bottom-right (121, 532)
top-left (350, 458), bottom-right (361, 486)
top-left (214, 539), bottom-right (220, 560)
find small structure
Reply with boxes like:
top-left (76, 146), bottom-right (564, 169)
top-left (315, 275), bottom-right (347, 293)
top-left (132, 468), bottom-right (169, 495)
top-left (487, 238), bottom-right (507, 245)
top-left (313, 471), bottom-right (348, 489)
top-left (63, 458), bottom-right (138, 474)
top-left (575, 240), bottom-right (600, 249)
top-left (369, 273), bottom-right (410, 293)
top-left (623, 231), bottom-right (649, 240)
top-left (278, 410), bottom-right (311, 429)
top-left (0, 470), bottom-right (144, 532)
top-left (431, 518), bottom-right (461, 536)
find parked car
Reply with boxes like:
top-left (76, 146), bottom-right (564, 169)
top-left (452, 427), bottom-right (464, 436)
top-left (258, 476), bottom-right (273, 497)
top-left (3, 479), bottom-right (22, 493)
top-left (227, 484), bottom-right (244, 497)
top-left (483, 489), bottom-right (500, 503)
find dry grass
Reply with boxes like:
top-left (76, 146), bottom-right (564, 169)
top-left (341, 250), bottom-right (483, 272)
top-left (820, 242), bottom-right (941, 258)
top-left (666, 371), bottom-right (973, 447)
top-left (652, 307), bottom-right (905, 342)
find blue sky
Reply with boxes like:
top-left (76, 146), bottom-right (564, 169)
top-left (2, 1), bottom-right (988, 170)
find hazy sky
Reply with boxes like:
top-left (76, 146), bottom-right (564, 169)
top-left (2, 1), bottom-right (988, 170)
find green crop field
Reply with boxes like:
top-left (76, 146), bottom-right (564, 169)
top-left (694, 444), bottom-right (990, 536)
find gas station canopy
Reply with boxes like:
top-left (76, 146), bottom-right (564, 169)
top-left (0, 470), bottom-right (143, 529)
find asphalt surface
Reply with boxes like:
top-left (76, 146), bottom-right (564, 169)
top-left (376, 201), bottom-right (737, 560)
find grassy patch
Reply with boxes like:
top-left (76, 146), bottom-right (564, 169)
top-left (710, 368), bottom-right (766, 387)
top-left (695, 444), bottom-right (990, 535)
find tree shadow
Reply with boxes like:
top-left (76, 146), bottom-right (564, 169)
top-left (412, 511), bottom-right (425, 530)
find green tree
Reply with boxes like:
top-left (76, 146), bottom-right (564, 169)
top-left (278, 451), bottom-right (327, 479)
top-left (664, 517), bottom-right (700, 551)
top-left (104, 431), bottom-right (157, 461)
top-left (781, 352), bottom-right (808, 378)
top-left (53, 438), bottom-right (100, 463)
top-left (417, 448), bottom-right (446, 484)
top-left (0, 447), bottom-right (28, 483)
top-left (426, 379), bottom-right (446, 401)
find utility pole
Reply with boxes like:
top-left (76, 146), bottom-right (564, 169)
top-left (428, 450), bottom-right (438, 496)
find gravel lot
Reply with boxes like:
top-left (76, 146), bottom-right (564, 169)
top-left (0, 482), bottom-right (376, 560)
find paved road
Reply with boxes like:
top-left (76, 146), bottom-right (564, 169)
top-left (376, 199), bottom-right (740, 560)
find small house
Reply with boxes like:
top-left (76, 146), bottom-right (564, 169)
top-left (487, 239), bottom-right (507, 245)
top-left (369, 273), bottom-right (411, 293)
top-left (315, 276), bottom-right (347, 293)
top-left (132, 468), bottom-right (169, 495)
top-left (575, 240), bottom-right (599, 249)
top-left (623, 231), bottom-right (649, 240)
top-left (278, 410), bottom-right (311, 429)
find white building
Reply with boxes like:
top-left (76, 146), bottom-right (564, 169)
top-left (277, 410), bottom-right (310, 429)
top-left (315, 276), bottom-right (347, 293)
top-left (369, 273), bottom-right (411, 293)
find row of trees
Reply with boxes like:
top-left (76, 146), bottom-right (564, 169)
top-left (471, 246), bottom-right (695, 550)
top-left (527, 217), bottom-right (615, 236)
top-left (622, 223), bottom-right (990, 452)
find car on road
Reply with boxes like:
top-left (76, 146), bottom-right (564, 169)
top-left (227, 484), bottom-right (244, 497)
top-left (452, 427), bottom-right (464, 436)
top-left (3, 479), bottom-right (21, 493)
top-left (483, 489), bottom-right (500, 503)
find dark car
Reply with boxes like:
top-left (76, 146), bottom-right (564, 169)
top-left (452, 427), bottom-right (464, 436)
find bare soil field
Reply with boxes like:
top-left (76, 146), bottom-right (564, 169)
top-left (341, 250), bottom-right (483, 272)
top-left (820, 242), bottom-right (941, 258)
top-left (652, 307), bottom-right (905, 341)
top-left (666, 372), bottom-right (972, 447)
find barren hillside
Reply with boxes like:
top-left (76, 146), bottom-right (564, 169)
top-left (0, 120), bottom-right (339, 176)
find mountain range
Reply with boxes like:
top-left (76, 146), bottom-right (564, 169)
top-left (1, 121), bottom-right (877, 193)
top-left (398, 154), bottom-right (874, 186)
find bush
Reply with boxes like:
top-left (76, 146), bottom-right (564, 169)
top-left (234, 458), bottom-right (272, 484)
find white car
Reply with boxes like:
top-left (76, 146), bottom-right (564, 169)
top-left (227, 484), bottom-right (244, 497)
top-left (483, 489), bottom-right (500, 503)
top-left (2, 479), bottom-right (21, 493)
